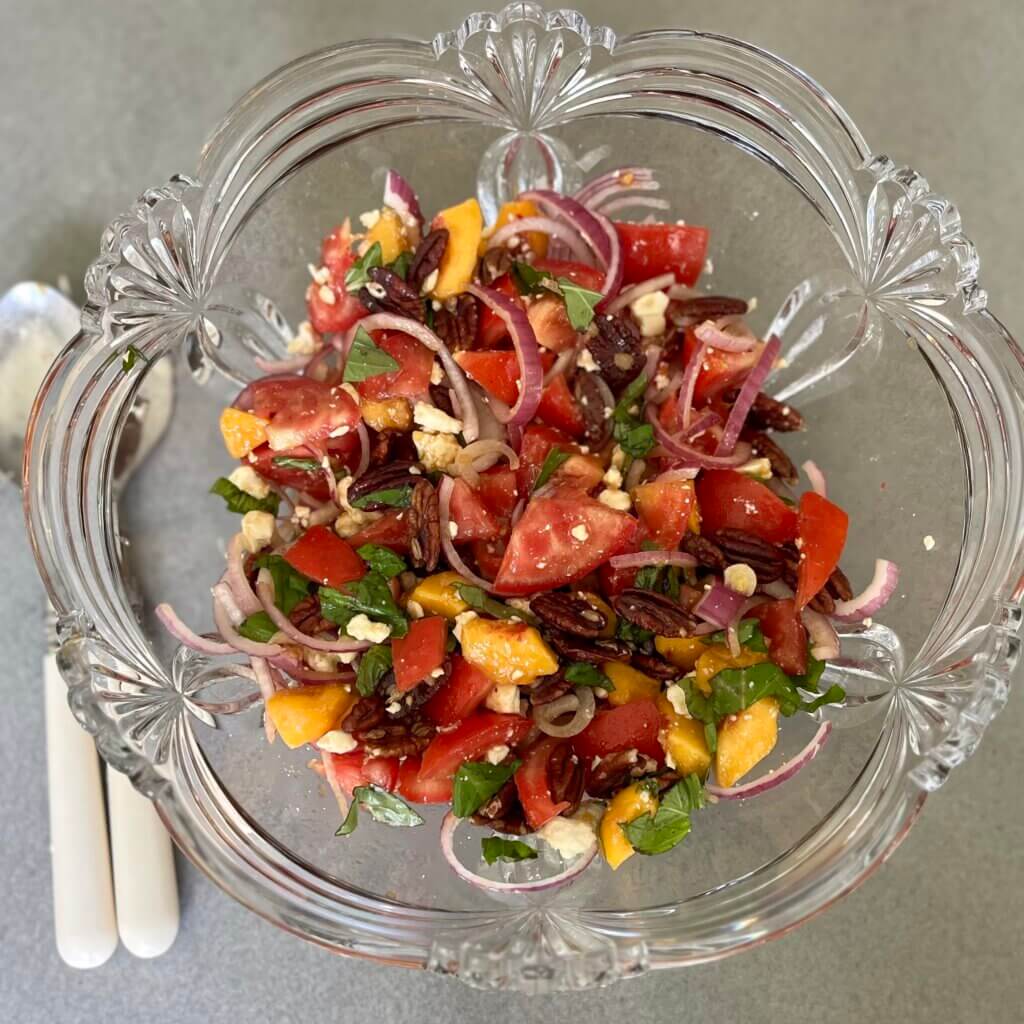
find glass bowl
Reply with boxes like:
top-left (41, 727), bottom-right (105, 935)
top-left (24, 3), bottom-right (1024, 992)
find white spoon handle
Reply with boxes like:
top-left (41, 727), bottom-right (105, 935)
top-left (44, 653), bottom-right (118, 968)
top-left (107, 763), bottom-right (180, 958)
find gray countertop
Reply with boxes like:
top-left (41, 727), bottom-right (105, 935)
top-left (1, 1), bottom-right (1022, 1021)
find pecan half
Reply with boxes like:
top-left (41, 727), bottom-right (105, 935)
top-left (432, 294), bottom-right (478, 350)
top-left (680, 532), bottom-right (727, 571)
top-left (826, 565), bottom-right (853, 602)
top-left (381, 660), bottom-right (449, 714)
top-left (631, 652), bottom-right (679, 680)
top-left (287, 594), bottom-right (335, 636)
top-left (546, 630), bottom-right (632, 664)
top-left (358, 266), bottom-right (424, 321)
top-left (744, 430), bottom-right (798, 484)
top-left (356, 717), bottom-right (436, 758)
top-left (671, 295), bottom-right (749, 319)
top-left (574, 370), bottom-right (614, 447)
top-left (470, 779), bottom-right (530, 835)
top-left (612, 589), bottom-right (695, 637)
top-left (530, 591), bottom-right (607, 639)
top-left (408, 228), bottom-right (448, 292)
top-left (347, 460), bottom-right (419, 509)
top-left (342, 695), bottom-right (387, 734)
top-left (711, 529), bottom-right (785, 582)
top-left (408, 478), bottom-right (440, 571)
top-left (745, 393), bottom-right (805, 432)
top-left (478, 245), bottom-right (513, 284)
top-left (548, 744), bottom-right (587, 817)
top-left (529, 673), bottom-right (575, 706)
top-left (586, 750), bottom-right (659, 798)
top-left (589, 312), bottom-right (644, 390)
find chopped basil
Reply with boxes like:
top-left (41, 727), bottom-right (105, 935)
top-left (564, 662), bottom-right (613, 690)
top-left (511, 260), bottom-right (549, 295)
top-left (533, 447), bottom-right (570, 491)
top-left (253, 553), bottom-right (311, 615)
top-left (272, 456), bottom-right (321, 472)
top-left (343, 324), bottom-right (401, 383)
top-left (706, 618), bottom-right (768, 653)
top-left (121, 344), bottom-right (149, 372)
top-left (355, 644), bottom-right (392, 697)
top-left (453, 583), bottom-right (538, 626)
top-left (557, 277), bottom-right (602, 332)
top-left (335, 784), bottom-right (423, 833)
top-left (335, 801), bottom-right (359, 836)
top-left (703, 721), bottom-right (718, 755)
top-left (481, 836), bottom-right (538, 865)
top-left (210, 477), bottom-right (280, 516)
top-left (319, 571), bottom-right (408, 637)
top-left (356, 543), bottom-right (407, 579)
top-left (452, 760), bottom-right (521, 818)
top-left (792, 653), bottom-right (826, 692)
top-left (620, 775), bottom-right (706, 856)
top-left (238, 611), bottom-right (277, 643)
top-left (343, 240), bottom-right (383, 293)
top-left (388, 249), bottom-right (413, 281)
top-left (633, 563), bottom-right (661, 591)
top-left (610, 374), bottom-right (656, 459)
top-left (350, 485), bottom-right (412, 510)
top-left (615, 617), bottom-right (654, 650)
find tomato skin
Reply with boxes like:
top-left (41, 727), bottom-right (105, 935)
top-left (613, 222), bottom-right (709, 287)
top-left (696, 470), bottom-right (799, 544)
top-left (748, 599), bottom-right (809, 677)
top-left (514, 738), bottom-right (571, 829)
top-left (324, 751), bottom-right (400, 795)
top-left (347, 510), bottom-right (412, 553)
top-left (533, 259), bottom-right (605, 291)
top-left (455, 350), bottom-right (520, 406)
top-left (396, 757), bottom-right (454, 804)
top-left (392, 617), bottom-right (448, 692)
top-left (419, 713), bottom-right (533, 780)
top-left (471, 538), bottom-right (507, 580)
top-left (247, 433), bottom-right (360, 501)
top-left (516, 424), bottom-right (574, 493)
top-left (423, 655), bottom-right (496, 726)
top-left (494, 491), bottom-right (639, 596)
top-left (572, 701), bottom-right (663, 763)
top-left (307, 282), bottom-right (367, 335)
top-left (635, 478), bottom-right (696, 549)
top-left (283, 525), bottom-right (366, 589)
top-left (598, 561), bottom-right (638, 598)
top-left (356, 331), bottom-right (434, 401)
top-left (475, 467), bottom-right (520, 519)
top-left (449, 478), bottom-right (502, 541)
top-left (537, 374), bottom-right (586, 437)
top-left (795, 492), bottom-right (849, 609)
top-left (477, 274), bottom-right (521, 348)
top-left (682, 327), bottom-right (764, 406)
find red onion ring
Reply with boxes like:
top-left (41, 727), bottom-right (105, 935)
top-left (802, 608), bottom-right (841, 660)
top-left (353, 421), bottom-right (370, 479)
top-left (250, 657), bottom-right (279, 743)
top-left (268, 654), bottom-right (356, 684)
top-left (542, 342), bottom-right (580, 386)
top-left (520, 190), bottom-right (610, 264)
top-left (319, 749), bottom-right (351, 816)
top-left (693, 320), bottom-right (758, 353)
top-left (487, 216), bottom-right (591, 263)
top-left (715, 335), bottom-right (782, 456)
top-left (656, 467), bottom-right (699, 483)
top-left (802, 459), bottom-right (827, 497)
top-left (694, 580), bottom-right (748, 629)
top-left (255, 570), bottom-right (370, 652)
top-left (155, 603), bottom-right (236, 656)
top-left (609, 550), bottom-right (697, 571)
top-left (254, 353), bottom-right (313, 374)
top-left (605, 273), bottom-right (676, 315)
top-left (510, 497), bottom-right (526, 527)
top-left (598, 195), bottom-right (670, 217)
top-left (760, 580), bottom-right (795, 600)
top-left (437, 475), bottom-right (499, 591)
top-left (575, 166), bottom-right (658, 207)
top-left (225, 533), bottom-right (262, 616)
top-left (439, 813), bottom-right (595, 894)
top-left (466, 284), bottom-right (543, 428)
top-left (683, 410), bottom-right (720, 440)
top-left (831, 560), bottom-right (899, 622)
top-left (533, 686), bottom-right (596, 738)
top-left (211, 585), bottom-right (284, 658)
top-left (382, 169), bottom-right (423, 230)
top-left (646, 368), bottom-right (683, 406)
top-left (707, 721), bottom-right (832, 800)
top-left (647, 408), bottom-right (752, 468)
top-left (593, 212), bottom-right (623, 304)
top-left (676, 339), bottom-right (706, 429)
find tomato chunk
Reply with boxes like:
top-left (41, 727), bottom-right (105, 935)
top-left (533, 258), bottom-right (605, 291)
top-left (356, 331), bottom-right (434, 401)
top-left (476, 273), bottom-right (521, 348)
top-left (527, 293), bottom-right (578, 353)
top-left (696, 470), bottom-right (799, 544)
top-left (283, 525), bottom-right (365, 589)
top-left (392, 617), bottom-right (448, 692)
top-left (795, 492), bottom-right (849, 609)
top-left (324, 751), bottom-right (399, 795)
top-left (422, 655), bottom-right (496, 726)
top-left (748, 599), bottom-right (809, 677)
top-left (455, 350), bottom-right (520, 406)
top-left (635, 478), bottom-right (697, 549)
top-left (572, 701), bottom-right (663, 763)
top-left (448, 478), bottom-right (502, 542)
top-left (613, 222), bottom-right (709, 287)
top-left (681, 326), bottom-right (765, 406)
top-left (347, 510), bottom-right (412, 553)
top-left (419, 712), bottom-right (533, 780)
top-left (396, 757), bottom-right (454, 804)
top-left (471, 538), bottom-right (507, 580)
top-left (516, 424), bottom-right (575, 493)
top-left (537, 374), bottom-right (586, 437)
top-left (514, 738), bottom-right (572, 830)
top-left (475, 467), bottom-right (520, 519)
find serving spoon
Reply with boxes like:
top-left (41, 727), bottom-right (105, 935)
top-left (0, 282), bottom-right (179, 966)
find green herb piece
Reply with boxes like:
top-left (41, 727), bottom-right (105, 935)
top-left (388, 250), bottom-right (413, 280)
top-left (355, 645), bottom-right (393, 697)
top-left (611, 373), bottom-right (656, 459)
top-left (533, 447), bottom-right (570, 491)
top-left (564, 662), bottom-right (613, 690)
top-left (792, 653), bottom-right (826, 692)
top-left (210, 477), bottom-right (281, 516)
top-left (253, 553), bottom-right (311, 615)
top-left (634, 563), bottom-right (662, 591)
top-left (511, 260), bottom-right (549, 295)
top-left (343, 324), bottom-right (401, 383)
top-left (481, 836), bottom-right (538, 865)
top-left (557, 277), bottom-right (602, 332)
top-left (344, 784), bottom-right (423, 829)
top-left (350, 486), bottom-right (412, 510)
top-left (616, 617), bottom-right (654, 649)
top-left (424, 302), bottom-right (435, 329)
top-left (238, 612), bottom-right (277, 643)
top-left (703, 721), bottom-right (718, 755)
top-left (799, 683), bottom-right (846, 714)
top-left (453, 583), bottom-right (538, 626)
top-left (706, 618), bottom-right (768, 653)
top-left (356, 544), bottom-right (407, 579)
top-left (272, 456), bottom-right (322, 472)
top-left (335, 801), bottom-right (359, 836)
top-left (319, 571), bottom-right (409, 637)
top-left (452, 760), bottom-right (521, 818)
top-left (344, 241), bottom-right (383, 293)
top-left (664, 565), bottom-right (681, 600)
top-left (121, 344), bottom-right (150, 372)
top-left (621, 775), bottom-right (706, 856)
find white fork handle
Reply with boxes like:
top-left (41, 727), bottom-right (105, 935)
top-left (107, 764), bottom-right (179, 957)
top-left (44, 653), bottom-right (118, 968)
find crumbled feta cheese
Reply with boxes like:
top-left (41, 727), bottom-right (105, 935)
top-left (653, 372), bottom-right (670, 391)
top-left (287, 319), bottom-right (318, 355)
top-left (448, 520), bottom-right (459, 539)
top-left (484, 683), bottom-right (520, 715)
top-left (505, 598), bottom-right (532, 615)
top-left (663, 747), bottom-right (678, 770)
top-left (577, 347), bottom-right (599, 372)
top-left (453, 610), bottom-right (478, 644)
top-left (704, 257), bottom-right (714, 274)
top-left (305, 650), bottom-right (341, 673)
top-left (420, 268), bottom-right (439, 295)
top-left (630, 291), bottom-right (670, 337)
top-left (241, 510), bottom-right (275, 553)
top-left (291, 505), bottom-right (311, 529)
top-left (598, 488), bottom-right (631, 511)
top-left (345, 614), bottom-right (391, 644)
top-left (267, 426), bottom-right (306, 451)
top-left (413, 401), bottom-right (463, 434)
top-left (228, 465), bottom-right (271, 499)
top-left (406, 599), bottom-right (425, 620)
top-left (430, 666), bottom-right (445, 678)
top-left (665, 682), bottom-right (691, 718)
top-left (316, 729), bottom-right (358, 754)
top-left (334, 506), bottom-right (378, 538)
top-left (413, 430), bottom-right (461, 472)
top-left (386, 701), bottom-right (403, 715)
top-left (537, 813), bottom-right (597, 859)
top-left (485, 745), bottom-right (510, 765)
top-left (308, 263), bottom-right (331, 285)
top-left (737, 457), bottom-right (773, 480)
top-left (317, 284), bottom-right (336, 305)
top-left (602, 465), bottom-right (623, 489)
top-left (610, 446), bottom-right (626, 470)
top-left (724, 563), bottom-right (758, 597)
top-left (570, 523), bottom-right (590, 542)
top-left (923, 535), bottom-right (936, 551)
top-left (359, 208), bottom-right (381, 229)
top-left (429, 361), bottom-right (444, 386)
top-left (747, 296), bottom-right (758, 311)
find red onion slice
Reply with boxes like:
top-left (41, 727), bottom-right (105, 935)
top-left (715, 335), bottom-right (782, 456)
top-left (598, 195), bottom-right (670, 217)
top-left (382, 169), bottom-right (423, 229)
top-left (211, 585), bottom-right (284, 658)
top-left (683, 410), bottom-right (721, 441)
top-left (605, 272), bottom-right (676, 315)
top-left (255, 570), bottom-right (370, 653)
top-left (453, 439), bottom-right (519, 487)
top-left (250, 657), bottom-right (279, 743)
top-left (676, 339), bottom-right (706, 429)
top-left (155, 603), bottom-right (236, 656)
top-left (487, 216), bottom-right (591, 263)
top-left (520, 189), bottom-right (610, 264)
top-left (609, 550), bottom-right (697, 571)
top-left (438, 475), bottom-right (499, 592)
top-left (533, 686), bottom-right (596, 738)
top-left (254, 353), bottom-right (313, 374)
top-left (648, 408), bottom-right (752, 468)
top-left (831, 559), bottom-right (899, 622)
top-left (467, 284), bottom-right (543, 428)
top-left (320, 749), bottom-right (351, 817)
top-left (802, 459), bottom-right (827, 497)
top-left (440, 813), bottom-right (595, 894)
top-left (707, 721), bottom-right (832, 800)
top-left (353, 421), bottom-right (371, 479)
top-left (268, 654), bottom-right (356, 684)
top-left (693, 319), bottom-right (758, 353)
top-left (542, 342), bottom-right (580, 387)
top-left (593, 212), bottom-right (623, 304)
top-left (225, 533), bottom-right (263, 616)
top-left (694, 580), bottom-right (747, 629)
top-left (802, 608), bottom-right (841, 660)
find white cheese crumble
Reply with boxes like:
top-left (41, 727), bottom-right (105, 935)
top-left (536, 813), bottom-right (598, 859)
top-left (630, 290), bottom-right (670, 337)
top-left (420, 268), bottom-right (439, 295)
top-left (453, 610), bottom-right (478, 643)
top-left (406, 599), bottom-right (425, 620)
top-left (228, 465), bottom-right (271, 499)
top-left (306, 649), bottom-right (357, 671)
top-left (359, 208), bottom-right (381, 229)
top-left (287, 319), bottom-right (318, 355)
top-left (317, 284), bottom-right (336, 305)
top-left (923, 535), bottom-right (936, 551)
top-left (576, 347), bottom-right (599, 372)
top-left (724, 563), bottom-right (758, 597)
top-left (602, 465), bottom-right (623, 489)
top-left (413, 430), bottom-right (461, 472)
top-left (429, 361), bottom-right (444, 386)
top-left (448, 520), bottom-right (459, 539)
top-left (484, 745), bottom-right (510, 765)
top-left (241, 510), bottom-right (275, 553)
top-left (737, 457), bottom-right (773, 480)
top-left (316, 729), bottom-right (358, 754)
top-left (598, 488), bottom-right (631, 511)
top-left (308, 263), bottom-right (331, 285)
top-left (505, 598), bottom-right (532, 615)
top-left (413, 401), bottom-right (463, 434)
top-left (665, 682), bottom-right (691, 718)
top-left (334, 506), bottom-right (379, 538)
top-left (291, 505), bottom-right (311, 529)
top-left (570, 523), bottom-right (590, 542)
top-left (484, 683), bottom-right (520, 715)
top-left (345, 614), bottom-right (391, 644)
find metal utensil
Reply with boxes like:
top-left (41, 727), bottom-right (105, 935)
top-left (0, 282), bottom-right (178, 966)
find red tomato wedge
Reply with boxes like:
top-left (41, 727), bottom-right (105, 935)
top-left (283, 525), bottom-right (365, 589)
top-left (681, 326), bottom-right (765, 406)
top-left (635, 478), bottom-right (696, 549)
top-left (516, 424), bottom-right (575, 492)
top-left (795, 492), bottom-right (849, 609)
top-left (493, 491), bottom-right (639, 595)
top-left (748, 599), bottom-right (809, 677)
top-left (475, 467), bottom-right (520, 519)
top-left (307, 282), bottom-right (366, 335)
top-left (347, 510), bottom-right (412, 553)
top-left (613, 222), bottom-right (709, 287)
top-left (422, 655), bottom-right (496, 726)
top-left (247, 432), bottom-right (361, 501)
top-left (477, 273), bottom-right (521, 348)
top-left (572, 701), bottom-right (663, 763)
top-left (598, 561), bottom-right (639, 598)
top-left (696, 469), bottom-right (799, 544)
top-left (448, 478), bottom-right (502, 541)
top-left (471, 538), bottom-right (507, 580)
top-left (356, 331), bottom-right (434, 401)
top-left (323, 751), bottom-right (399, 795)
top-left (320, 221), bottom-right (356, 280)
top-left (514, 738), bottom-right (571, 830)
top-left (392, 617), bottom-right (448, 692)
top-left (396, 757), bottom-right (454, 804)
top-left (537, 374), bottom-right (586, 437)
top-left (455, 350), bottom-right (520, 406)
top-left (533, 258), bottom-right (605, 291)
top-left (419, 713), bottom-right (532, 781)
top-left (527, 293), bottom-right (578, 352)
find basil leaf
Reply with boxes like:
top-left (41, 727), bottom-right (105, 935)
top-left (482, 836), bottom-right (538, 865)
top-left (613, 420), bottom-right (656, 460)
top-left (343, 324), bottom-right (401, 383)
top-left (253, 553), bottom-right (311, 615)
top-left (679, 678), bottom-right (715, 724)
top-left (121, 344), bottom-right (149, 372)
top-left (792, 653), bottom-right (826, 692)
top-left (350, 784), bottom-right (423, 827)
top-left (238, 611), bottom-right (277, 643)
top-left (272, 456), bottom-right (321, 472)
top-left (664, 565), bottom-right (681, 600)
top-left (355, 644), bottom-right (392, 697)
top-left (210, 477), bottom-right (280, 516)
top-left (707, 618), bottom-right (767, 653)
top-left (511, 260), bottom-right (549, 295)
top-left (616, 618), bottom-right (654, 650)
top-left (343, 241), bottom-right (383, 293)
top-left (799, 683), bottom-right (845, 714)
top-left (388, 250), bottom-right (413, 280)
top-left (335, 801), bottom-right (359, 836)
top-left (634, 564), bottom-right (661, 591)
top-left (621, 775), bottom-right (706, 856)
top-left (351, 486), bottom-right (412, 510)
top-left (319, 571), bottom-right (409, 637)
top-left (454, 584), bottom-right (538, 626)
top-left (706, 661), bottom-right (793, 717)
top-left (533, 447), bottom-right (570, 491)
top-left (615, 372), bottom-right (649, 414)
top-left (564, 662), bottom-right (612, 690)
top-left (703, 720), bottom-right (718, 755)
top-left (356, 543), bottom-right (407, 579)
top-left (452, 760), bottom-right (521, 818)
top-left (557, 277), bottom-right (602, 332)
